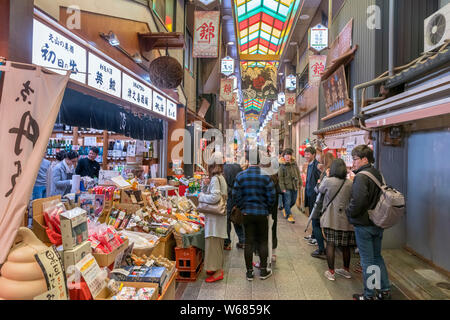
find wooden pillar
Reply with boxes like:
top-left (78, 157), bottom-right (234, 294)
top-left (73, 127), bottom-right (79, 146)
top-left (103, 130), bottom-right (108, 169)
top-left (0, 0), bottom-right (34, 63)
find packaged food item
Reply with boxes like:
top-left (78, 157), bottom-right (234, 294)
top-left (136, 287), bottom-right (155, 300)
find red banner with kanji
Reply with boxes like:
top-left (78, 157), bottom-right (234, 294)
top-left (193, 11), bottom-right (220, 58)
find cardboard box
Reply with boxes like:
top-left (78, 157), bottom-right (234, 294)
top-left (110, 265), bottom-right (168, 293)
top-left (92, 238), bottom-right (129, 267)
top-left (31, 195), bottom-right (61, 244)
top-left (60, 207), bottom-right (88, 250)
top-left (95, 281), bottom-right (158, 300)
top-left (63, 240), bottom-right (92, 272)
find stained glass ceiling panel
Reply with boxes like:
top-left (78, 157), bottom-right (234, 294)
top-left (234, 0), bottom-right (301, 58)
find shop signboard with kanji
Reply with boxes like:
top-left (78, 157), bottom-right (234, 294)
top-left (153, 91), bottom-right (167, 116)
top-left (221, 56), bottom-right (234, 76)
top-left (122, 73), bottom-right (152, 111)
top-left (193, 11), bottom-right (220, 58)
top-left (321, 65), bottom-right (349, 118)
top-left (286, 74), bottom-right (297, 91)
top-left (310, 24), bottom-right (328, 52)
top-left (220, 78), bottom-right (234, 101)
top-left (166, 100), bottom-right (177, 120)
top-left (285, 92), bottom-right (296, 113)
top-left (32, 19), bottom-right (87, 84)
top-left (88, 53), bottom-right (121, 98)
top-left (226, 93), bottom-right (238, 111)
top-left (309, 55), bottom-right (327, 86)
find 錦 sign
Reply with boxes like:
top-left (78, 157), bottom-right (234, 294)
top-left (193, 11), bottom-right (220, 58)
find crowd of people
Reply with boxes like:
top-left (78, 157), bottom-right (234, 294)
top-left (198, 144), bottom-right (391, 301)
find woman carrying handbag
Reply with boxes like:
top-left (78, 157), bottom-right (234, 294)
top-left (197, 154), bottom-right (228, 283)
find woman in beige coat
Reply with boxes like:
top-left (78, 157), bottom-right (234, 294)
top-left (319, 159), bottom-right (355, 281)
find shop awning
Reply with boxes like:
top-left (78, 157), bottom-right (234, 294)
top-left (323, 130), bottom-right (370, 150)
top-left (59, 88), bottom-right (164, 141)
top-left (313, 119), bottom-right (356, 136)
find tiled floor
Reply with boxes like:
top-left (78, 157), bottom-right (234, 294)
top-left (176, 207), bottom-right (450, 300)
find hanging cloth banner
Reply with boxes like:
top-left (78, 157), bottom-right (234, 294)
top-left (309, 55), bottom-right (327, 86)
top-left (220, 78), bottom-right (234, 102)
top-left (0, 62), bottom-right (70, 264)
top-left (241, 65), bottom-right (277, 100)
top-left (285, 92), bottom-right (297, 113)
top-left (226, 92), bottom-right (238, 111)
top-left (193, 11), bottom-right (220, 58)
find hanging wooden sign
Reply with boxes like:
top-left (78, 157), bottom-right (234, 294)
top-left (285, 92), bottom-right (296, 113)
top-left (309, 55), bottom-right (327, 86)
top-left (321, 65), bottom-right (351, 120)
top-left (226, 92), bottom-right (238, 111)
top-left (220, 78), bottom-right (234, 102)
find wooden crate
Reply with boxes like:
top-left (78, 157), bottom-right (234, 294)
top-left (152, 231), bottom-right (176, 260)
top-left (31, 195), bottom-right (62, 244)
top-left (158, 270), bottom-right (176, 300)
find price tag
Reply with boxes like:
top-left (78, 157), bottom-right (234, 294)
top-left (75, 253), bottom-right (105, 298)
top-left (145, 259), bottom-right (155, 268)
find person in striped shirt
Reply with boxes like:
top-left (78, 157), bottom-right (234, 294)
top-left (232, 148), bottom-right (276, 281)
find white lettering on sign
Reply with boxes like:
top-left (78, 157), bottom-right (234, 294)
top-left (32, 19), bottom-right (87, 83)
top-left (153, 91), bottom-right (167, 116)
top-left (122, 73), bottom-right (152, 110)
top-left (88, 52), bottom-right (121, 98)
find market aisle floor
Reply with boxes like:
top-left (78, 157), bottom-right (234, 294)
top-left (175, 207), bottom-right (450, 300)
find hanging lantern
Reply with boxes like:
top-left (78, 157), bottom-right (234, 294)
top-left (299, 144), bottom-right (307, 157)
top-left (149, 56), bottom-right (183, 89)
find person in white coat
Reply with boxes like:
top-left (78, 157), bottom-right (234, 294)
top-left (198, 155), bottom-right (228, 283)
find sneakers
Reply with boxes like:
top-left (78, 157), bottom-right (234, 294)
top-left (246, 270), bottom-right (254, 281)
top-left (252, 261), bottom-right (260, 268)
top-left (259, 269), bottom-right (273, 280)
top-left (376, 291), bottom-right (392, 300)
top-left (283, 210), bottom-right (287, 218)
top-left (287, 216), bottom-right (295, 224)
top-left (307, 239), bottom-right (318, 246)
top-left (303, 235), bottom-right (313, 241)
top-left (324, 270), bottom-right (336, 281)
top-left (224, 243), bottom-right (232, 251)
top-left (311, 249), bottom-right (326, 259)
top-left (335, 268), bottom-right (352, 279)
top-left (353, 293), bottom-right (375, 300)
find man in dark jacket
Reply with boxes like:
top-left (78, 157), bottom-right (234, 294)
top-left (75, 147), bottom-right (101, 178)
top-left (224, 159), bottom-right (245, 250)
top-left (303, 146), bottom-right (325, 258)
top-left (346, 145), bottom-right (391, 301)
top-left (278, 148), bottom-right (301, 224)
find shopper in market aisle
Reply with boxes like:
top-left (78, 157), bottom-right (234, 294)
top-left (309, 152), bottom-right (336, 259)
top-left (318, 159), bottom-right (355, 281)
top-left (198, 153), bottom-right (228, 283)
top-left (223, 157), bottom-right (245, 250)
top-left (46, 150), bottom-right (66, 196)
top-left (304, 147), bottom-right (325, 256)
top-left (233, 149), bottom-right (276, 281)
top-left (277, 150), bottom-right (285, 211)
top-left (75, 147), bottom-right (101, 179)
top-left (50, 151), bottom-right (79, 197)
top-left (31, 158), bottom-right (51, 200)
top-left (346, 145), bottom-right (391, 300)
top-left (278, 148), bottom-right (302, 224)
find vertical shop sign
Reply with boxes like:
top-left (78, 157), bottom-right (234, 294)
top-left (285, 92), bottom-right (296, 113)
top-left (32, 19), bottom-right (87, 83)
top-left (0, 63), bottom-right (69, 264)
top-left (310, 24), bottom-right (328, 52)
top-left (193, 11), bottom-right (220, 58)
top-left (226, 92), bottom-right (238, 111)
top-left (153, 91), bottom-right (167, 116)
top-left (221, 56), bottom-right (234, 76)
top-left (122, 73), bottom-right (152, 110)
top-left (309, 55), bottom-right (327, 86)
top-left (277, 92), bottom-right (285, 105)
top-left (166, 99), bottom-right (177, 120)
top-left (88, 52), bottom-right (121, 98)
top-left (220, 78), bottom-right (234, 101)
top-left (286, 74), bottom-right (297, 91)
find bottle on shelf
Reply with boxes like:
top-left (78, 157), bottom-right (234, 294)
top-left (149, 142), bottom-right (153, 160)
top-left (121, 141), bottom-right (127, 159)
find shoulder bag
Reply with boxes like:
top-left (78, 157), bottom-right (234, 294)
top-left (197, 176), bottom-right (227, 216)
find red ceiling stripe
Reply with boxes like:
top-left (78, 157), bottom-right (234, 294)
top-left (239, 20), bottom-right (248, 31)
top-left (274, 19), bottom-right (284, 30)
top-left (261, 12), bottom-right (274, 25)
top-left (248, 14), bottom-right (260, 26)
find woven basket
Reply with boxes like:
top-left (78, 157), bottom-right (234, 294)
top-left (174, 231), bottom-right (184, 248)
top-left (149, 56), bottom-right (183, 89)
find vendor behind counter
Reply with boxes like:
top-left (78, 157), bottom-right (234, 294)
top-left (76, 147), bottom-right (101, 179)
